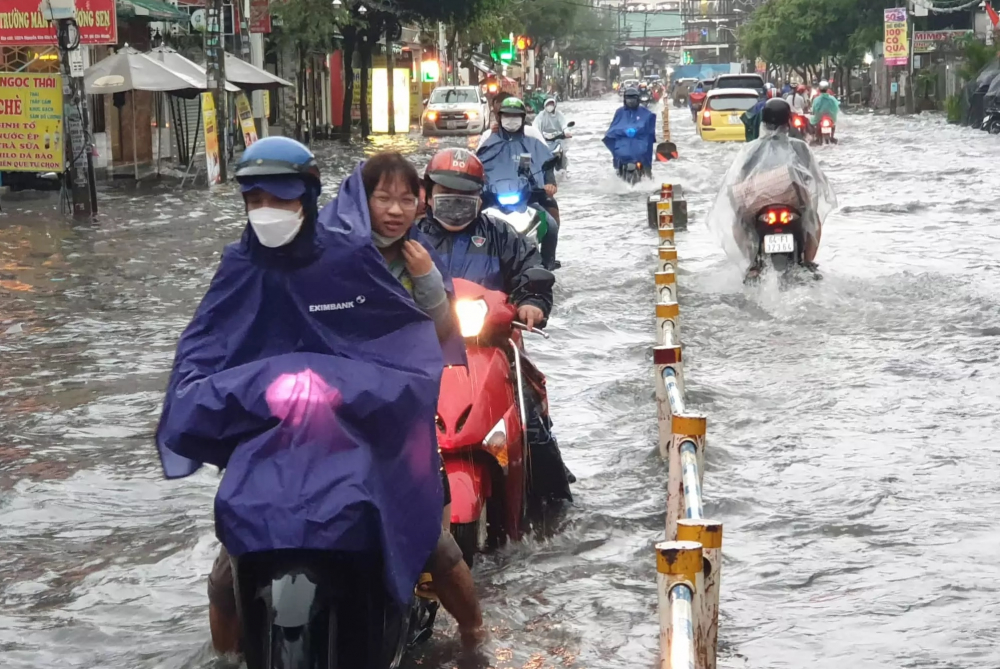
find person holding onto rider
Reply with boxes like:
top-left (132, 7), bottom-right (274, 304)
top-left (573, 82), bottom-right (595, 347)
top-left (603, 86), bottom-right (656, 177)
top-left (168, 138), bottom-right (487, 656)
top-left (810, 80), bottom-right (840, 129)
top-left (786, 84), bottom-right (809, 114)
top-left (718, 98), bottom-right (836, 273)
top-left (417, 148), bottom-right (573, 502)
top-left (477, 96), bottom-right (562, 270)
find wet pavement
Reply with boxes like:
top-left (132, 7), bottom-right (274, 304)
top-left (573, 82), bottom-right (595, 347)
top-left (2, 98), bottom-right (1000, 669)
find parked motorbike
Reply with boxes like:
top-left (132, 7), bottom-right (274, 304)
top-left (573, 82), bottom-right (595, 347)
top-left (438, 270), bottom-right (556, 565)
top-left (982, 107), bottom-right (1000, 134)
top-left (542, 120), bottom-right (574, 172)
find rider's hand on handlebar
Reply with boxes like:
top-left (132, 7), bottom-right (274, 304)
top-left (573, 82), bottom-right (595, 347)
top-left (544, 184), bottom-right (557, 197)
top-left (402, 240), bottom-right (434, 277)
top-left (518, 305), bottom-right (545, 331)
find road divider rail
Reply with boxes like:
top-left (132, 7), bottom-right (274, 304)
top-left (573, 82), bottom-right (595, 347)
top-left (652, 183), bottom-right (722, 669)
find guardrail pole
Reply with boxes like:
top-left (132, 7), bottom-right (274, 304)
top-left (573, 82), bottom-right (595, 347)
top-left (665, 414), bottom-right (706, 539)
top-left (657, 540), bottom-right (703, 669)
top-left (678, 519), bottom-right (722, 669)
top-left (656, 301), bottom-right (680, 347)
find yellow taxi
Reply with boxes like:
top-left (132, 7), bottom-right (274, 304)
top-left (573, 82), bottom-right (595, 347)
top-left (696, 88), bottom-right (760, 142)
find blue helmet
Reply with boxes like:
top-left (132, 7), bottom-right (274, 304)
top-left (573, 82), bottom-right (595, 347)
top-left (234, 136), bottom-right (321, 190)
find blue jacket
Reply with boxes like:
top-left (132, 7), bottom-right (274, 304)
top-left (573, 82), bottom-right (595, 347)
top-left (155, 164), bottom-right (463, 606)
top-left (603, 105), bottom-right (657, 167)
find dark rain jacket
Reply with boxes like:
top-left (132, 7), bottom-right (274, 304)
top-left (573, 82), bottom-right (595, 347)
top-left (417, 213), bottom-right (553, 318)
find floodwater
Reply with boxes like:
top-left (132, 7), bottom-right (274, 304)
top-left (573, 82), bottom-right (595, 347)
top-left (2, 98), bottom-right (999, 669)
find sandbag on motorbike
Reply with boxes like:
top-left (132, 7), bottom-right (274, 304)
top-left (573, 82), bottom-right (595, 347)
top-left (705, 133), bottom-right (837, 280)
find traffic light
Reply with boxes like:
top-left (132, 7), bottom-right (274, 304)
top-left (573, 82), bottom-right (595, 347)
top-left (516, 35), bottom-right (527, 50)
top-left (589, 59), bottom-right (594, 66)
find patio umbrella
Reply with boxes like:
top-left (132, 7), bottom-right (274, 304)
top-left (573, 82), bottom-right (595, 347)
top-left (85, 46), bottom-right (207, 179)
top-left (221, 52), bottom-right (292, 91)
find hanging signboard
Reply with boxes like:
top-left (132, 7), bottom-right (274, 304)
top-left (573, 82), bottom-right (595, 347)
top-left (913, 29), bottom-right (972, 53)
top-left (0, 73), bottom-right (63, 172)
top-left (202, 92), bottom-right (222, 185)
top-left (249, 0), bottom-right (271, 33)
top-left (884, 8), bottom-right (909, 67)
top-left (0, 0), bottom-right (116, 46)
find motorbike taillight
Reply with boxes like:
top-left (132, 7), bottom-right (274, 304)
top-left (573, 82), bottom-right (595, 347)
top-left (793, 116), bottom-right (804, 128)
top-left (821, 117), bottom-right (832, 127)
top-left (761, 208), bottom-right (793, 225)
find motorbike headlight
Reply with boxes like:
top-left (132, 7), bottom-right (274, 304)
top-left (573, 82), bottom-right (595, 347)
top-left (497, 192), bottom-right (521, 206)
top-left (455, 299), bottom-right (489, 338)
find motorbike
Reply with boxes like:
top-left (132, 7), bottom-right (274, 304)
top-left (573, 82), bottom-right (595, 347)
top-left (982, 107), bottom-right (1000, 134)
top-left (789, 113), bottom-right (808, 140)
top-left (481, 152), bottom-right (552, 246)
top-left (234, 548), bottom-right (439, 669)
top-left (617, 160), bottom-right (646, 185)
top-left (812, 115), bottom-right (837, 145)
top-left (542, 120), bottom-right (575, 172)
top-left (745, 204), bottom-right (819, 284)
top-left (438, 270), bottom-right (556, 565)
top-left (639, 91), bottom-right (652, 108)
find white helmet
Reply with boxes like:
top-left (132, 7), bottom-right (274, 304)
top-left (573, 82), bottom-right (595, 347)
top-left (819, 80), bottom-right (830, 92)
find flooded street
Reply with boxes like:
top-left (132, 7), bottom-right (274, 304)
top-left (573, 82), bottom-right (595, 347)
top-left (2, 97), bottom-right (1000, 669)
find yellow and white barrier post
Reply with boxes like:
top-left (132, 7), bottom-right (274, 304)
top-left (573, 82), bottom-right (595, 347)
top-left (678, 519), bottom-right (722, 669)
top-left (656, 270), bottom-right (678, 303)
top-left (656, 540), bottom-right (703, 669)
top-left (656, 300), bottom-right (680, 347)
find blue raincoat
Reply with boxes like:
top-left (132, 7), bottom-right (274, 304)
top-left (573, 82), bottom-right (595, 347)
top-left (477, 130), bottom-right (555, 194)
top-left (603, 106), bottom-right (657, 168)
top-left (155, 164), bottom-right (464, 606)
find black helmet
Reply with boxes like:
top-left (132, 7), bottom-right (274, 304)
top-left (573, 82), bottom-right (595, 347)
top-left (762, 98), bottom-right (791, 130)
top-left (623, 86), bottom-right (640, 99)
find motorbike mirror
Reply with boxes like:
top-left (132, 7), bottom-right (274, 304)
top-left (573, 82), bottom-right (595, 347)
top-left (566, 121), bottom-right (576, 128)
top-left (515, 267), bottom-right (556, 296)
top-left (422, 98), bottom-right (428, 106)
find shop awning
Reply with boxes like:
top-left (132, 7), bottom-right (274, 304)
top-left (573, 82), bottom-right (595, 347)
top-left (117, 0), bottom-right (189, 21)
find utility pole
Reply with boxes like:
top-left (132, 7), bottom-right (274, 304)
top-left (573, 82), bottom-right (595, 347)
top-left (904, 0), bottom-right (915, 114)
top-left (42, 0), bottom-right (96, 216)
top-left (205, 0), bottom-right (229, 181)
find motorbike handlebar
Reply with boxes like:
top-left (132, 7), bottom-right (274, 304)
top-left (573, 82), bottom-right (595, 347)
top-left (513, 321), bottom-right (550, 339)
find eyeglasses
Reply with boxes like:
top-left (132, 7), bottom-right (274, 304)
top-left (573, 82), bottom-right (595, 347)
top-left (370, 193), bottom-right (419, 210)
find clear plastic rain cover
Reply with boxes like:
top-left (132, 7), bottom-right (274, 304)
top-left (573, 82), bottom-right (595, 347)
top-left (706, 129), bottom-right (837, 267)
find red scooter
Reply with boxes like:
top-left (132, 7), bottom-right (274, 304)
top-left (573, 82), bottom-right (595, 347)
top-left (437, 274), bottom-right (553, 566)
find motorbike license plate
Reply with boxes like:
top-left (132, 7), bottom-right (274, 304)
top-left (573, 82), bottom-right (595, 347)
top-left (728, 115), bottom-right (741, 124)
top-left (763, 234), bottom-right (795, 254)
top-left (821, 126), bottom-right (832, 135)
top-left (447, 120), bottom-right (457, 129)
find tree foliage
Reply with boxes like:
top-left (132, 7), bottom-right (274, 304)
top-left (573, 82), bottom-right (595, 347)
top-left (739, 0), bottom-right (887, 71)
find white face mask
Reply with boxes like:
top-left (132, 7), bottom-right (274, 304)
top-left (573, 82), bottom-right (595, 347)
top-left (501, 116), bottom-right (524, 133)
top-left (545, 103), bottom-right (555, 113)
top-left (247, 206), bottom-right (304, 248)
top-left (372, 230), bottom-right (406, 248)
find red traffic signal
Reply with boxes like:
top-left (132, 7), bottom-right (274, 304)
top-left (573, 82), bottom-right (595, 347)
top-left (569, 60), bottom-right (575, 66)
top-left (589, 59), bottom-right (594, 65)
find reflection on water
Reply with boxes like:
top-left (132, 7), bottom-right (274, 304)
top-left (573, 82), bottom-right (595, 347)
top-left (2, 107), bottom-right (1000, 669)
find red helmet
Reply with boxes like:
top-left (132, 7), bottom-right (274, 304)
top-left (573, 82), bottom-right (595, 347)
top-left (767, 87), bottom-right (779, 99)
top-left (797, 84), bottom-right (807, 93)
top-left (424, 148), bottom-right (484, 193)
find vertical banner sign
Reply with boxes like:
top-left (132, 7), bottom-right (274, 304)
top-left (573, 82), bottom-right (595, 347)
top-left (0, 74), bottom-right (63, 172)
top-left (0, 0), bottom-right (116, 45)
top-left (202, 92), bottom-right (221, 185)
top-left (235, 92), bottom-right (258, 147)
top-left (249, 0), bottom-right (272, 33)
top-left (884, 8), bottom-right (909, 66)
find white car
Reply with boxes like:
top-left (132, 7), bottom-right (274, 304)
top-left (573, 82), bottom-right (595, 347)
top-left (421, 86), bottom-right (490, 137)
